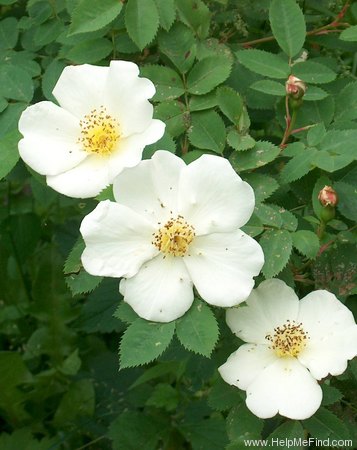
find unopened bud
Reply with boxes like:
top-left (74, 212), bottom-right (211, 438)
top-left (318, 185), bottom-right (338, 207)
top-left (286, 75), bottom-right (306, 100)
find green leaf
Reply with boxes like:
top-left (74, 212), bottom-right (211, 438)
top-left (236, 49), bottom-right (290, 79)
top-left (260, 229), bottom-right (293, 278)
top-left (241, 214), bottom-right (264, 238)
top-left (120, 319), bottom-right (175, 368)
top-left (42, 59), bottom-right (66, 101)
top-left (250, 79), bottom-right (285, 96)
top-left (227, 404), bottom-right (264, 441)
top-left (0, 18), bottom-right (18, 49)
top-left (230, 140), bottom-right (280, 171)
top-left (267, 421), bottom-right (305, 449)
top-left (269, 0), bottom-right (306, 57)
top-left (190, 91), bottom-right (218, 111)
top-left (307, 123), bottom-right (326, 146)
top-left (188, 110), bottom-right (226, 153)
top-left (34, 19), bottom-right (64, 46)
top-left (313, 150), bottom-right (353, 172)
top-left (335, 81), bottom-right (357, 121)
top-left (64, 38), bottom-right (113, 63)
top-left (242, 173), bottom-right (279, 203)
top-left (155, 101), bottom-right (188, 137)
top-left (143, 131), bottom-right (176, 158)
top-left (318, 129), bottom-right (357, 157)
top-left (280, 149), bottom-right (317, 183)
top-left (140, 65), bottom-right (184, 102)
top-left (208, 378), bottom-right (243, 412)
top-left (0, 130), bottom-right (20, 180)
top-left (255, 203), bottom-right (282, 228)
top-left (292, 61), bottom-right (336, 84)
top-left (125, 0), bottom-right (159, 50)
top-left (158, 22), bottom-right (196, 73)
top-left (175, 300), bottom-right (219, 357)
top-left (146, 383), bottom-right (179, 411)
top-left (312, 175), bottom-right (331, 220)
top-left (114, 302), bottom-right (138, 325)
top-left (304, 86), bottom-right (328, 101)
top-left (66, 270), bottom-right (103, 295)
top-left (187, 55), bottom-right (232, 95)
top-left (64, 238), bottom-right (85, 274)
top-left (154, 0), bottom-right (175, 31)
top-left (176, 0), bottom-right (211, 39)
top-left (0, 65), bottom-right (33, 102)
top-left (69, 0), bottom-right (122, 35)
top-left (303, 407), bottom-right (351, 441)
top-left (227, 130), bottom-right (255, 151)
top-left (216, 86), bottom-right (243, 124)
top-left (340, 25), bottom-right (357, 41)
top-left (54, 379), bottom-right (95, 427)
top-left (292, 230), bottom-right (320, 259)
top-left (321, 384), bottom-right (343, 406)
top-left (60, 349), bottom-right (81, 376)
top-left (334, 181), bottom-right (357, 221)
top-left (283, 142), bottom-right (305, 157)
top-left (179, 416), bottom-right (227, 450)
top-left (0, 429), bottom-right (56, 450)
top-left (96, 184), bottom-right (115, 201)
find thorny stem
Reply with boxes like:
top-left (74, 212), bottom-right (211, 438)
top-left (241, 1), bottom-right (351, 48)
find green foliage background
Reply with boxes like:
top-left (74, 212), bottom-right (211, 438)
top-left (1, 0), bottom-right (357, 448)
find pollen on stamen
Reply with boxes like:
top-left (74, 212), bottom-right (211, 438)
top-left (265, 320), bottom-right (308, 358)
top-left (152, 215), bottom-right (195, 257)
top-left (78, 106), bottom-right (121, 156)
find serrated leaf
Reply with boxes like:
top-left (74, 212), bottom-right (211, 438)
top-left (321, 384), bottom-right (343, 406)
top-left (176, 0), bottom-right (211, 39)
top-left (154, 0), bottom-right (175, 31)
top-left (230, 140), bottom-right (280, 171)
top-left (64, 38), bottom-right (112, 64)
top-left (179, 416), bottom-right (227, 450)
top-left (154, 100), bottom-right (188, 137)
top-left (269, 0), bottom-right (306, 57)
top-left (260, 229), bottom-right (293, 278)
top-left (190, 91), bottom-right (218, 111)
top-left (68, 0), bottom-right (122, 35)
top-left (340, 25), bottom-right (357, 41)
top-left (143, 131), bottom-right (176, 159)
top-left (188, 110), bottom-right (226, 153)
top-left (42, 59), bottom-right (66, 101)
top-left (187, 55), bottom-right (232, 95)
top-left (318, 129), bottom-right (357, 157)
top-left (0, 17), bottom-right (18, 49)
top-left (96, 184), bottom-right (115, 201)
top-left (335, 81), bottom-right (357, 121)
top-left (313, 150), bottom-right (354, 172)
top-left (227, 404), bottom-right (264, 441)
top-left (64, 238), bottom-right (85, 274)
top-left (227, 130), bottom-right (255, 151)
top-left (280, 149), bottom-right (317, 183)
top-left (307, 123), bottom-right (326, 146)
top-left (242, 173), bottom-right (279, 203)
top-left (292, 230), bottom-right (320, 259)
top-left (140, 65), bottom-right (184, 102)
top-left (158, 23), bottom-right (196, 73)
top-left (176, 300), bottom-right (219, 357)
top-left (0, 65), bottom-right (33, 102)
top-left (275, 206), bottom-right (298, 231)
top-left (216, 86), bottom-right (243, 124)
top-left (267, 421), bottom-right (304, 448)
top-left (334, 181), bottom-right (357, 221)
top-left (304, 86), bottom-right (328, 101)
top-left (0, 130), bottom-right (20, 180)
top-left (207, 378), bottom-right (243, 412)
top-left (236, 49), bottom-right (290, 79)
top-left (114, 302), bottom-right (138, 325)
top-left (255, 203), bottom-right (282, 228)
top-left (292, 61), bottom-right (336, 84)
top-left (303, 407), bottom-right (351, 441)
top-left (146, 383), bottom-right (179, 411)
top-left (250, 79), bottom-right (285, 96)
top-left (283, 141), bottom-right (305, 157)
top-left (120, 319), bottom-right (175, 368)
top-left (241, 214), bottom-right (264, 238)
top-left (125, 0), bottom-right (159, 50)
top-left (65, 270), bottom-right (103, 295)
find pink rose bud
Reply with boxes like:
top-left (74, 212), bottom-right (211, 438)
top-left (318, 185), bottom-right (338, 207)
top-left (285, 75), bottom-right (307, 99)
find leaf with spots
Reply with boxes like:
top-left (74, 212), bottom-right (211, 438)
top-left (120, 319), bottom-right (175, 368)
top-left (175, 299), bottom-right (219, 357)
top-left (260, 229), bottom-right (293, 278)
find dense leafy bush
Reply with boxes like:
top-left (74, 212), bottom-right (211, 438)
top-left (1, 0), bottom-right (357, 448)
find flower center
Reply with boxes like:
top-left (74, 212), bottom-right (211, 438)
top-left (78, 107), bottom-right (120, 155)
top-left (266, 320), bottom-right (308, 358)
top-left (153, 216), bottom-right (195, 257)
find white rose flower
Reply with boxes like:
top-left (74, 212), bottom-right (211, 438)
top-left (219, 279), bottom-right (357, 420)
top-left (80, 150), bottom-right (264, 322)
top-left (18, 61), bottom-right (165, 198)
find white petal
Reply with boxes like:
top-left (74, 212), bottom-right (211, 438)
top-left (246, 357), bottom-right (322, 420)
top-left (53, 64), bottom-right (109, 117)
top-left (226, 279), bottom-right (299, 344)
top-left (297, 290), bottom-right (357, 379)
top-left (122, 255), bottom-right (194, 322)
top-left (80, 200), bottom-right (157, 278)
top-left (113, 150), bottom-right (185, 223)
top-left (108, 120), bottom-right (165, 180)
top-left (46, 154), bottom-right (111, 198)
top-left (18, 102), bottom-right (86, 176)
top-left (219, 344), bottom-right (276, 390)
top-left (103, 60), bottom-right (156, 137)
top-left (178, 154), bottom-right (255, 235)
top-left (183, 230), bottom-right (264, 307)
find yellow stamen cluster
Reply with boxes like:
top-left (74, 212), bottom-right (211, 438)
top-left (266, 320), bottom-right (309, 358)
top-left (153, 216), bottom-right (195, 257)
top-left (78, 106), bottom-right (120, 155)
